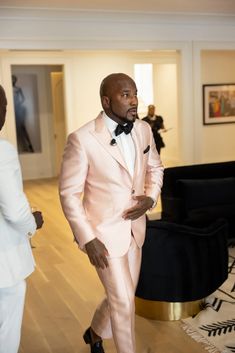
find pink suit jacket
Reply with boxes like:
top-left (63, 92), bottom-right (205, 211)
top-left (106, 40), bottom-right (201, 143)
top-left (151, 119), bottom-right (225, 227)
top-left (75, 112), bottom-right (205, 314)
top-left (59, 113), bottom-right (164, 257)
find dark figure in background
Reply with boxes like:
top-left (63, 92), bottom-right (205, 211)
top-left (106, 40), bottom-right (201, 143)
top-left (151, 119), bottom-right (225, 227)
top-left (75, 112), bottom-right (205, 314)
top-left (12, 75), bottom-right (34, 153)
top-left (143, 104), bottom-right (165, 155)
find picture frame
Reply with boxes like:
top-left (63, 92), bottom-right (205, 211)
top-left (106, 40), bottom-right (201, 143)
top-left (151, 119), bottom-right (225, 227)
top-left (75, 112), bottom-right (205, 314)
top-left (202, 83), bottom-right (235, 125)
top-left (11, 70), bottom-right (41, 153)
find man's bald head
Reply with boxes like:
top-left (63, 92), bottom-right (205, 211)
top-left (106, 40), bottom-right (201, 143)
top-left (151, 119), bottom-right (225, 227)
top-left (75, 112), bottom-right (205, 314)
top-left (100, 73), bottom-right (135, 99)
top-left (0, 85), bottom-right (7, 130)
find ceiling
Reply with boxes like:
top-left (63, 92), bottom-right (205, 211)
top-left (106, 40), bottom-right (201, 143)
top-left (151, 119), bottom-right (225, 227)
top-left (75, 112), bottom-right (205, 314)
top-left (0, 0), bottom-right (235, 15)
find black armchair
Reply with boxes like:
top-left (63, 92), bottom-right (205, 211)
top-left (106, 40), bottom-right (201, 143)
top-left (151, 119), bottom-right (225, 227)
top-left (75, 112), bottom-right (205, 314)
top-left (135, 218), bottom-right (228, 320)
top-left (160, 161), bottom-right (235, 241)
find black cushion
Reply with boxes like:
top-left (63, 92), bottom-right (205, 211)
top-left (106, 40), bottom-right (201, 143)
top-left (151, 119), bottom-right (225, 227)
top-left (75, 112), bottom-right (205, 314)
top-left (183, 204), bottom-right (235, 234)
top-left (161, 161), bottom-right (235, 198)
top-left (177, 177), bottom-right (235, 210)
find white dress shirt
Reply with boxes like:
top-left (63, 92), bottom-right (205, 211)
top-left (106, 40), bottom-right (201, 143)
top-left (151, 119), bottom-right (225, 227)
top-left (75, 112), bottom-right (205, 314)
top-left (103, 112), bottom-right (136, 178)
top-left (103, 113), bottom-right (156, 208)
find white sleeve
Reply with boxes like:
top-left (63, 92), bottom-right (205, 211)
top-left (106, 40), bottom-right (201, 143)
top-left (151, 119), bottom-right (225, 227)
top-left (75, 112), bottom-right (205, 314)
top-left (0, 140), bottom-right (36, 236)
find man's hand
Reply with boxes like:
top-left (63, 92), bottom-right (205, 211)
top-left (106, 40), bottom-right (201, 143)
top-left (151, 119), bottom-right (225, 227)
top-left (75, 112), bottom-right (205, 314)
top-left (122, 195), bottom-right (154, 220)
top-left (32, 211), bottom-right (44, 229)
top-left (85, 238), bottom-right (109, 269)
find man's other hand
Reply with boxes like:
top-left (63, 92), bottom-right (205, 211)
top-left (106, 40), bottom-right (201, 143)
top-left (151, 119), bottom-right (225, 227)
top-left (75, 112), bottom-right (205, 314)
top-left (122, 195), bottom-right (154, 220)
top-left (32, 211), bottom-right (44, 229)
top-left (85, 238), bottom-right (109, 269)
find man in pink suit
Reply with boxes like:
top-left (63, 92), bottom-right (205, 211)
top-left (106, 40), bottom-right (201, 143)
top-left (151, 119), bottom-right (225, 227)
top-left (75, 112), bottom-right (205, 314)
top-left (59, 73), bottom-right (164, 353)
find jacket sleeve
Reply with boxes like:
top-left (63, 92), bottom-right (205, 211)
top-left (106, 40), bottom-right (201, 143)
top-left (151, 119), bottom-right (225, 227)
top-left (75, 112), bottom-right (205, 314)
top-left (59, 132), bottom-right (96, 248)
top-left (0, 140), bottom-right (36, 236)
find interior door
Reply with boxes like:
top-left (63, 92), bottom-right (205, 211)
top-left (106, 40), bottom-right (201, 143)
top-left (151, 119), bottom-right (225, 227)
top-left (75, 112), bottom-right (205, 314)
top-left (50, 72), bottom-right (66, 175)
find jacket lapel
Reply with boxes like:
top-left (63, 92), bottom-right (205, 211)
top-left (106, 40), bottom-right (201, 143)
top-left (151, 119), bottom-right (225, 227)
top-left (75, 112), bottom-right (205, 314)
top-left (131, 124), bottom-right (142, 180)
top-left (90, 114), bottom-right (129, 173)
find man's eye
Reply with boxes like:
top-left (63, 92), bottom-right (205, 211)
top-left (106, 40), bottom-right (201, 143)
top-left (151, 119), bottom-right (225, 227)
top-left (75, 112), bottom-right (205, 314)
top-left (122, 93), bottom-right (129, 98)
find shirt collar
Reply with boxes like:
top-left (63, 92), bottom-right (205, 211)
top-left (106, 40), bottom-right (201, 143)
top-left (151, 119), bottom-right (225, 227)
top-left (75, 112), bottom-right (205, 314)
top-left (103, 111), bottom-right (118, 134)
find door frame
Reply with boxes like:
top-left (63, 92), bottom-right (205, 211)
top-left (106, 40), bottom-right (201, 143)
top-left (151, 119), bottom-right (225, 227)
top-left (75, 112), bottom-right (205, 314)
top-left (0, 54), bottom-right (71, 179)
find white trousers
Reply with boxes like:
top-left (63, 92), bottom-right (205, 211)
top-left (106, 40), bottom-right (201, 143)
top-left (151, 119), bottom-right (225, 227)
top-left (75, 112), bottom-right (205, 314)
top-left (0, 280), bottom-right (26, 353)
top-left (91, 237), bottom-right (142, 353)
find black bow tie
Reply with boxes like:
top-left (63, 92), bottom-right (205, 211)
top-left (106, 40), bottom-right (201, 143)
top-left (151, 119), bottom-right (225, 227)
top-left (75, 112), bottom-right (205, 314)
top-left (115, 122), bottom-right (133, 136)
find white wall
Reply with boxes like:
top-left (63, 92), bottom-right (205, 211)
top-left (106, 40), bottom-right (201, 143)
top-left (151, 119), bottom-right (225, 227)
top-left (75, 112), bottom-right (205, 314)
top-left (153, 63), bottom-right (179, 165)
top-left (193, 50), bottom-right (235, 163)
top-left (0, 50), bottom-right (180, 169)
top-left (1, 8), bottom-right (235, 168)
top-left (1, 9), bottom-right (235, 48)
top-left (68, 51), bottom-right (135, 128)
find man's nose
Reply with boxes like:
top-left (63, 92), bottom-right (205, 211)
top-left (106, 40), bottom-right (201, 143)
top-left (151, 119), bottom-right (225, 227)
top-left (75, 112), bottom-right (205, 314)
top-left (130, 95), bottom-right (138, 105)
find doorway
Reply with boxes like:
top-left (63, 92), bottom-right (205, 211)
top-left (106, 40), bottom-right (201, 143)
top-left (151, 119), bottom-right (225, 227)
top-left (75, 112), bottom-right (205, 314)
top-left (50, 71), bottom-right (66, 175)
top-left (11, 65), bottom-right (66, 180)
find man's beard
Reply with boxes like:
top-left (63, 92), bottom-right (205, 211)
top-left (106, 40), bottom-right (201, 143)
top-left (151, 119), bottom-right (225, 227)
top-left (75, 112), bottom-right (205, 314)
top-left (110, 101), bottom-right (135, 124)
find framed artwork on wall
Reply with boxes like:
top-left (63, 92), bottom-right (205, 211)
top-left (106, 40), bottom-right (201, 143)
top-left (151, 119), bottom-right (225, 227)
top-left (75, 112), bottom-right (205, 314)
top-left (203, 83), bottom-right (235, 125)
top-left (11, 70), bottom-right (41, 154)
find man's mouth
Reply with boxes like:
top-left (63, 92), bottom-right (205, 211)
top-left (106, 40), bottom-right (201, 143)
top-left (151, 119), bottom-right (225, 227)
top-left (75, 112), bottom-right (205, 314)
top-left (128, 108), bottom-right (137, 116)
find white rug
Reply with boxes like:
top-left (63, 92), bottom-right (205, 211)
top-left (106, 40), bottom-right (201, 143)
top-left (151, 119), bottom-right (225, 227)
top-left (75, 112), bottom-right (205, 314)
top-left (182, 246), bottom-right (235, 353)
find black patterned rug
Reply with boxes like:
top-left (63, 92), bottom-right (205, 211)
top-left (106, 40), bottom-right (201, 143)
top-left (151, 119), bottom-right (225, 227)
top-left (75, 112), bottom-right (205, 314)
top-left (182, 246), bottom-right (235, 353)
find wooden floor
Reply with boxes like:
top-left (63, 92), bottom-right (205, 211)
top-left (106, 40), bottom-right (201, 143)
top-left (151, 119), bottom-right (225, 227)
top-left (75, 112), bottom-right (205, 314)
top-left (19, 178), bottom-right (207, 353)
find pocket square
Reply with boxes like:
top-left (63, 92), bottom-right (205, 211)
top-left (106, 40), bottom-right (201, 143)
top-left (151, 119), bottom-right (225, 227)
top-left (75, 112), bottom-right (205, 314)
top-left (143, 145), bottom-right (150, 154)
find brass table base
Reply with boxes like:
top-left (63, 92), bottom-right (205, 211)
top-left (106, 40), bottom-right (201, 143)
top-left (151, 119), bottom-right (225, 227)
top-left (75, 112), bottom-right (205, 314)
top-left (135, 296), bottom-right (204, 321)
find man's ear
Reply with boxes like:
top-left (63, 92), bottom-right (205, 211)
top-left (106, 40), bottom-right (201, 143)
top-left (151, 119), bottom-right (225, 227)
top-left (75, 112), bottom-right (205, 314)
top-left (101, 96), bottom-right (110, 109)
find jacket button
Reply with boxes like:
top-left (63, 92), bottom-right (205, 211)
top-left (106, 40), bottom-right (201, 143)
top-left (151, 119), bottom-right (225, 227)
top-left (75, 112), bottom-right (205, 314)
top-left (132, 189), bottom-right (135, 194)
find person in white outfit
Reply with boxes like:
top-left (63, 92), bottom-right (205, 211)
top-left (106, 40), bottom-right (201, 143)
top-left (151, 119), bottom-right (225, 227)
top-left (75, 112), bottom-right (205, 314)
top-left (0, 84), bottom-right (43, 353)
